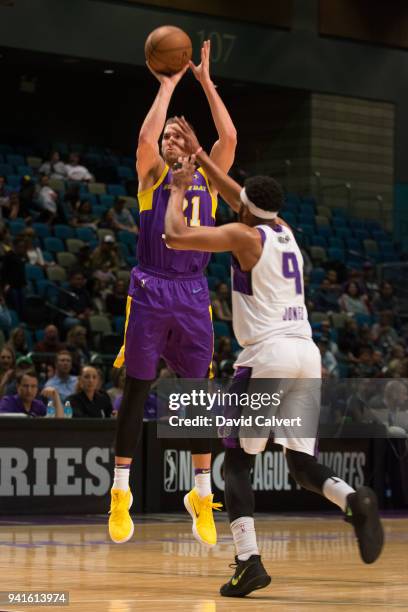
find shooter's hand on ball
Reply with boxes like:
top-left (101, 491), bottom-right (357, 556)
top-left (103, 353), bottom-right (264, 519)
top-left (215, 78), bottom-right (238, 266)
top-left (174, 116), bottom-right (202, 155)
top-left (146, 61), bottom-right (189, 89)
top-left (189, 39), bottom-right (212, 85)
top-left (171, 156), bottom-right (196, 190)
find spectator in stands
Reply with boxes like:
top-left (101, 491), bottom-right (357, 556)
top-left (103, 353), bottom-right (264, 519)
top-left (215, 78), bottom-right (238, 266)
top-left (0, 346), bottom-right (16, 397)
top-left (90, 235), bottom-right (121, 274)
top-left (1, 236), bottom-right (27, 317)
top-left (106, 198), bottom-right (139, 234)
top-left (6, 326), bottom-right (28, 359)
top-left (0, 223), bottom-right (12, 256)
top-left (39, 151), bottom-right (67, 180)
top-left (65, 325), bottom-right (90, 374)
top-left (107, 366), bottom-right (126, 405)
top-left (76, 245), bottom-right (93, 277)
top-left (62, 184), bottom-right (81, 224)
top-left (0, 176), bottom-right (11, 220)
top-left (317, 335), bottom-right (339, 378)
top-left (312, 277), bottom-right (340, 312)
top-left (0, 371), bottom-right (63, 417)
top-left (338, 281), bottom-right (370, 315)
top-left (44, 350), bottom-right (78, 403)
top-left (65, 153), bottom-right (94, 182)
top-left (67, 365), bottom-right (112, 418)
top-left (89, 277), bottom-right (108, 314)
top-left (22, 228), bottom-right (47, 267)
top-left (105, 279), bottom-right (127, 317)
top-left (212, 282), bottom-right (232, 324)
top-left (350, 346), bottom-right (378, 378)
top-left (385, 344), bottom-right (407, 378)
top-left (34, 324), bottom-right (65, 354)
top-left (58, 269), bottom-right (93, 328)
top-left (215, 336), bottom-right (234, 365)
top-left (0, 290), bottom-right (12, 333)
top-left (371, 312), bottom-right (400, 354)
top-left (18, 176), bottom-right (36, 219)
top-left (360, 262), bottom-right (379, 300)
top-left (36, 175), bottom-right (58, 223)
top-left (71, 200), bottom-right (99, 230)
top-left (372, 281), bottom-right (399, 316)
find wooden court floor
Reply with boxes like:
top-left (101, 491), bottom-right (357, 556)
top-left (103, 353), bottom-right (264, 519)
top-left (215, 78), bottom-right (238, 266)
top-left (0, 514), bottom-right (407, 611)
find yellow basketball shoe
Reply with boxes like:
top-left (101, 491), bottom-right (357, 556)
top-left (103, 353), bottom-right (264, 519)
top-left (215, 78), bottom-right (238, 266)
top-left (184, 488), bottom-right (222, 547)
top-left (109, 488), bottom-right (134, 544)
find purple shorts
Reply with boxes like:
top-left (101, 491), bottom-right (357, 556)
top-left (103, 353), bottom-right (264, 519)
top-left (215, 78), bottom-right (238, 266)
top-left (114, 265), bottom-right (214, 379)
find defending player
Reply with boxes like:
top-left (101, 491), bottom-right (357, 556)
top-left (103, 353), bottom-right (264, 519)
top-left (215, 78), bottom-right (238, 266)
top-left (109, 41), bottom-right (236, 547)
top-left (163, 119), bottom-right (384, 597)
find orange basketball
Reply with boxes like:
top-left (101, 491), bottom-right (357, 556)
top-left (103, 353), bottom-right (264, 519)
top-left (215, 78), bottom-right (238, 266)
top-left (145, 25), bottom-right (192, 75)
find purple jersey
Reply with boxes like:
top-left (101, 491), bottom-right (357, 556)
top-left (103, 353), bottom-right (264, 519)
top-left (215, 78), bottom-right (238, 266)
top-left (137, 164), bottom-right (217, 275)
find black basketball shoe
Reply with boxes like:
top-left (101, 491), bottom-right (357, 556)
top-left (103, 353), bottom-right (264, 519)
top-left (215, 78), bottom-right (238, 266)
top-left (220, 555), bottom-right (271, 597)
top-left (345, 486), bottom-right (384, 564)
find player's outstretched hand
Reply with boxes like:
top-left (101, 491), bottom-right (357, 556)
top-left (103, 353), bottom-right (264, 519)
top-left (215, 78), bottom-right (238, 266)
top-left (189, 39), bottom-right (211, 84)
top-left (171, 155), bottom-right (196, 190)
top-left (174, 116), bottom-right (201, 155)
top-left (146, 61), bottom-right (189, 89)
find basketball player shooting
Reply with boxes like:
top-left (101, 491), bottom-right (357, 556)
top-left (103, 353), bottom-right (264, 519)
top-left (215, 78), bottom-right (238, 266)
top-left (163, 118), bottom-right (384, 597)
top-left (109, 41), bottom-right (237, 548)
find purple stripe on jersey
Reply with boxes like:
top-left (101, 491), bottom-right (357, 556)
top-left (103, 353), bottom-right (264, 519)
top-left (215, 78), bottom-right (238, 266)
top-left (231, 228), bottom-right (266, 296)
top-left (271, 224), bottom-right (284, 232)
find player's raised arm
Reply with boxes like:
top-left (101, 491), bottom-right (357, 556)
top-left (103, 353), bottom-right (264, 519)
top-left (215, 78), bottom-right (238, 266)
top-left (136, 64), bottom-right (188, 188)
top-left (165, 156), bottom-right (256, 253)
top-left (190, 40), bottom-right (237, 175)
top-left (174, 117), bottom-right (242, 212)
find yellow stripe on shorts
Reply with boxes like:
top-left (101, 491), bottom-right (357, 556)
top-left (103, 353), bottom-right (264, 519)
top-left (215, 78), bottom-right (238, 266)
top-left (113, 295), bottom-right (133, 368)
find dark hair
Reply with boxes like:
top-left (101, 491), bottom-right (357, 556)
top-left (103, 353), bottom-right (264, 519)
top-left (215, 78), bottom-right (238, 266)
top-left (345, 281), bottom-right (361, 296)
top-left (69, 268), bottom-right (85, 279)
top-left (244, 176), bottom-right (284, 214)
top-left (165, 116), bottom-right (196, 134)
top-left (16, 371), bottom-right (38, 385)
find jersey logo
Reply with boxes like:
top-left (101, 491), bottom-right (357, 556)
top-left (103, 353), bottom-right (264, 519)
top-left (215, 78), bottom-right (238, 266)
top-left (278, 235), bottom-right (290, 243)
top-left (231, 567), bottom-right (248, 586)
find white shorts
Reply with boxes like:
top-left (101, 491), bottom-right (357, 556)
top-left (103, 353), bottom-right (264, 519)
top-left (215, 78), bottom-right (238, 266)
top-left (235, 337), bottom-right (321, 457)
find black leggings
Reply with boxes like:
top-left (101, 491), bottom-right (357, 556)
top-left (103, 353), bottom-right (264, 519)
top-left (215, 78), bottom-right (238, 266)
top-left (115, 375), bottom-right (212, 458)
top-left (224, 447), bottom-right (337, 522)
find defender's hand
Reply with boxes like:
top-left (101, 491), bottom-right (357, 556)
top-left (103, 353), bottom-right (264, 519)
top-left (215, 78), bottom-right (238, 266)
top-left (171, 155), bottom-right (196, 190)
top-left (173, 116), bottom-right (201, 155)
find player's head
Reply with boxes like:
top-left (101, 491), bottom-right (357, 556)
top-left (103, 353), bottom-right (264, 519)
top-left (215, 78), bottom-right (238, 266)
top-left (239, 176), bottom-right (284, 225)
top-left (161, 117), bottom-right (196, 164)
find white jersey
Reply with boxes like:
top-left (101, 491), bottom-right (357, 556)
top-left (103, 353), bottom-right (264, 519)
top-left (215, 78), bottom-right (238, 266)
top-left (231, 224), bottom-right (312, 347)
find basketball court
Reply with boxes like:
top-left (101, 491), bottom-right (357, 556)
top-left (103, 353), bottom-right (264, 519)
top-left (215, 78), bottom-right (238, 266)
top-left (1, 514), bottom-right (407, 611)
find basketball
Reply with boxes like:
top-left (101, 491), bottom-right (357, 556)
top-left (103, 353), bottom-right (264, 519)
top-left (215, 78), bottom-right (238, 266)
top-left (145, 25), bottom-right (192, 75)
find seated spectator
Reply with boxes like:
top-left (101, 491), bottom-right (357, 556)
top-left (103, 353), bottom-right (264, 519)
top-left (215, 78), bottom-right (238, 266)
top-left (58, 269), bottom-right (93, 328)
top-left (338, 281), bottom-right (370, 315)
top-left (106, 198), bottom-right (139, 234)
top-left (22, 228), bottom-right (48, 267)
top-left (312, 278), bottom-right (340, 312)
top-left (44, 350), bottom-right (78, 402)
top-left (90, 277), bottom-right (109, 314)
top-left (0, 175), bottom-right (12, 219)
top-left (326, 268), bottom-right (342, 291)
top-left (6, 326), bottom-right (28, 360)
top-left (360, 262), bottom-right (379, 300)
top-left (317, 335), bottom-right (339, 377)
top-left (62, 184), bottom-right (81, 223)
top-left (67, 365), bottom-right (112, 418)
top-left (0, 290), bottom-right (12, 333)
top-left (36, 175), bottom-right (58, 222)
top-left (0, 223), bottom-right (12, 256)
top-left (39, 151), bottom-right (67, 180)
top-left (0, 346), bottom-right (16, 397)
top-left (65, 153), bottom-right (94, 182)
top-left (371, 312), bottom-right (400, 354)
top-left (373, 281), bottom-right (400, 317)
top-left (350, 346), bottom-right (379, 378)
top-left (215, 336), bottom-right (234, 365)
top-left (105, 279), bottom-right (127, 317)
top-left (34, 324), bottom-right (65, 354)
top-left (18, 176), bottom-right (36, 219)
top-left (0, 371), bottom-right (63, 417)
top-left (212, 282), bottom-right (232, 323)
top-left (65, 325), bottom-right (90, 374)
top-left (107, 366), bottom-right (126, 405)
top-left (90, 235), bottom-right (121, 274)
top-left (1, 236), bottom-right (28, 317)
top-left (71, 200), bottom-right (99, 229)
top-left (76, 244), bottom-right (93, 277)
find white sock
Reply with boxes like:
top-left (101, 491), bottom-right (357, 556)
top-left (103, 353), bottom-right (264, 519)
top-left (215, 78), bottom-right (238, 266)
top-left (231, 516), bottom-right (259, 561)
top-left (194, 470), bottom-right (212, 498)
top-left (112, 466), bottom-right (130, 491)
top-left (322, 477), bottom-right (355, 512)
